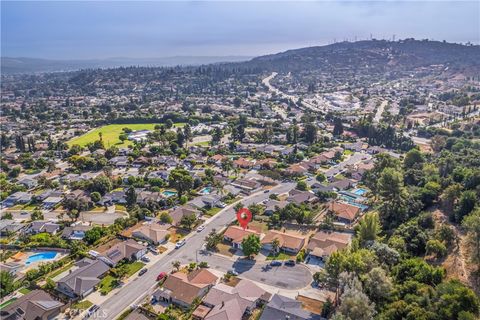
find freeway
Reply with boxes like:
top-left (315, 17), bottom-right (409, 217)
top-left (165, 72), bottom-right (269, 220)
top-left (95, 182), bottom-right (303, 319)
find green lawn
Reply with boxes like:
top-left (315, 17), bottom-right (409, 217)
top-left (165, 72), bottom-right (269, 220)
top-left (67, 123), bottom-right (184, 148)
top-left (266, 251), bottom-right (296, 261)
top-left (18, 288), bottom-right (31, 294)
top-left (205, 207), bottom-right (222, 217)
top-left (72, 300), bottom-right (93, 310)
top-left (48, 262), bottom-right (73, 278)
top-left (0, 298), bottom-right (17, 309)
top-left (126, 261), bottom-right (145, 276)
top-left (98, 275), bottom-right (118, 295)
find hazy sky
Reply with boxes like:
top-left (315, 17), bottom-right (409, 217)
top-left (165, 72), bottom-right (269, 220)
top-left (2, 1), bottom-right (479, 59)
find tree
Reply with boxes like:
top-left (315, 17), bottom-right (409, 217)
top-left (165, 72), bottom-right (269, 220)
top-left (172, 260), bottom-right (181, 271)
top-left (355, 213), bottom-right (382, 245)
top-left (234, 202), bottom-right (244, 213)
top-left (426, 239), bottom-right (447, 258)
top-left (434, 279), bottom-right (480, 320)
top-left (211, 127), bottom-right (223, 146)
top-left (462, 208), bottom-right (480, 272)
top-left (362, 267), bottom-right (392, 304)
top-left (304, 122), bottom-right (317, 143)
top-left (241, 234), bottom-right (261, 258)
top-left (296, 180), bottom-right (308, 191)
top-left (205, 229), bottom-right (223, 251)
top-left (0, 271), bottom-right (14, 298)
top-left (403, 148), bottom-right (424, 169)
top-left (160, 212), bottom-right (173, 224)
top-left (126, 186), bottom-right (137, 207)
top-left (221, 158), bottom-right (233, 175)
top-left (84, 226), bottom-right (105, 245)
top-left (316, 173), bottom-right (326, 183)
top-left (336, 274), bottom-right (376, 320)
top-left (31, 208), bottom-right (44, 221)
top-left (90, 175), bottom-right (112, 195)
top-left (169, 168), bottom-right (193, 197)
top-left (333, 117), bottom-right (344, 136)
top-left (271, 238), bottom-right (280, 253)
top-left (90, 191), bottom-right (101, 203)
top-left (180, 213), bottom-right (197, 230)
top-left (454, 190), bottom-right (476, 222)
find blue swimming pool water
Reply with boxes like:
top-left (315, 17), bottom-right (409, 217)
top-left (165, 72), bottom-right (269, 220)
top-left (353, 188), bottom-right (367, 195)
top-left (199, 187), bottom-right (211, 194)
top-left (162, 190), bottom-right (177, 197)
top-left (25, 251), bottom-right (57, 265)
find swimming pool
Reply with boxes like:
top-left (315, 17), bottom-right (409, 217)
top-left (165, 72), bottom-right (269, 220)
top-left (352, 188), bottom-right (367, 195)
top-left (25, 251), bottom-right (58, 265)
top-left (199, 187), bottom-right (212, 194)
top-left (162, 190), bottom-right (177, 197)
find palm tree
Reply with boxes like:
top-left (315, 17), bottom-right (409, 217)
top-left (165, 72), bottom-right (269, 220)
top-left (172, 260), bottom-right (181, 272)
top-left (271, 237), bottom-right (280, 253)
top-left (356, 212), bottom-right (382, 245)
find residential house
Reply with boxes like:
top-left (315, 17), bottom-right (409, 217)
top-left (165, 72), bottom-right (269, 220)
top-left (169, 205), bottom-right (200, 226)
top-left (56, 258), bottom-right (110, 299)
top-left (98, 190), bottom-right (127, 206)
top-left (261, 230), bottom-right (306, 254)
top-left (328, 179), bottom-right (356, 191)
top-left (0, 262), bottom-right (22, 276)
top-left (223, 226), bottom-right (262, 249)
top-left (132, 156), bottom-right (151, 168)
top-left (306, 231), bottom-right (352, 261)
top-left (109, 156), bottom-right (129, 167)
top-left (263, 200), bottom-right (288, 216)
top-left (18, 177), bottom-right (38, 189)
top-left (233, 158), bottom-right (255, 169)
top-left (2, 191), bottom-right (32, 207)
top-left (0, 289), bottom-right (65, 320)
top-left (0, 220), bottom-right (26, 236)
top-left (153, 269), bottom-right (218, 308)
top-left (61, 225), bottom-right (93, 240)
top-left (42, 196), bottom-right (63, 209)
top-left (136, 191), bottom-right (163, 206)
top-left (259, 294), bottom-right (321, 320)
top-left (131, 223), bottom-right (170, 245)
top-left (327, 201), bottom-right (361, 225)
top-left (100, 239), bottom-right (147, 267)
top-left (201, 279), bottom-right (271, 319)
top-left (287, 190), bottom-right (318, 205)
top-left (147, 170), bottom-right (169, 181)
top-left (230, 179), bottom-right (260, 192)
top-left (189, 195), bottom-right (222, 209)
top-left (285, 164), bottom-right (309, 176)
top-left (28, 221), bottom-right (61, 235)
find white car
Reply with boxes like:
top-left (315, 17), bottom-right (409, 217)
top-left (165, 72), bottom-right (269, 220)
top-left (175, 239), bottom-right (186, 249)
top-left (196, 225), bottom-right (205, 232)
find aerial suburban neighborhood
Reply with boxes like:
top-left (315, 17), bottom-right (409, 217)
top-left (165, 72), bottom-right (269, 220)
top-left (1, 1), bottom-right (480, 320)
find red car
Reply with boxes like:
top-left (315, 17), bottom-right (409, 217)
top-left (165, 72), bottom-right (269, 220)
top-left (157, 272), bottom-right (167, 281)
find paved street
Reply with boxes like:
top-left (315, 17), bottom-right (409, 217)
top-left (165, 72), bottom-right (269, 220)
top-left (323, 152), bottom-right (370, 177)
top-left (94, 182), bottom-right (300, 319)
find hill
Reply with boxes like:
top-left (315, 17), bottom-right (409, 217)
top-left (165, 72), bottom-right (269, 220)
top-left (237, 39), bottom-right (480, 73)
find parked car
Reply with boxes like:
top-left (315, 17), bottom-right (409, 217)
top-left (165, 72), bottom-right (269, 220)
top-left (284, 259), bottom-right (296, 266)
top-left (270, 260), bottom-right (282, 267)
top-left (196, 225), bottom-right (205, 232)
top-left (148, 246), bottom-right (159, 255)
top-left (157, 272), bottom-right (167, 281)
top-left (141, 256), bottom-right (150, 263)
top-left (84, 305), bottom-right (99, 319)
top-left (227, 269), bottom-right (239, 276)
top-left (217, 202), bottom-right (227, 208)
top-left (139, 268), bottom-right (148, 276)
top-left (263, 189), bottom-right (270, 193)
top-left (175, 239), bottom-right (186, 249)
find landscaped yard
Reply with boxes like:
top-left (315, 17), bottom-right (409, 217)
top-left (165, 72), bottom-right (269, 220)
top-left (266, 251), bottom-right (296, 261)
top-left (204, 207), bottom-right (221, 217)
top-left (0, 298), bottom-right (17, 309)
top-left (125, 261), bottom-right (145, 276)
top-left (18, 287), bottom-right (31, 294)
top-left (72, 300), bottom-right (93, 310)
top-left (67, 123), bottom-right (184, 147)
top-left (216, 241), bottom-right (236, 257)
top-left (98, 275), bottom-right (118, 295)
top-left (169, 227), bottom-right (189, 243)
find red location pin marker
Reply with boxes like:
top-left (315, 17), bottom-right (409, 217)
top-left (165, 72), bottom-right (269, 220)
top-left (236, 208), bottom-right (252, 230)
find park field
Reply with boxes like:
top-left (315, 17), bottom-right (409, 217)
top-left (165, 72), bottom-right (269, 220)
top-left (67, 123), bottom-right (185, 147)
